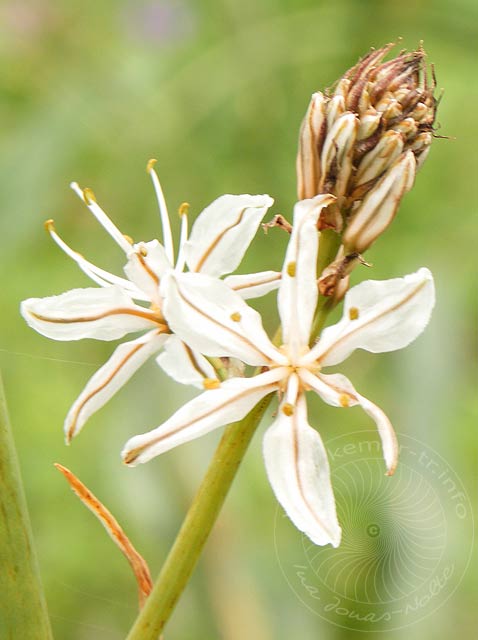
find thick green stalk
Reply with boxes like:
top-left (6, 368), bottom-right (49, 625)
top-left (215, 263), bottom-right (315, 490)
top-left (125, 393), bottom-right (273, 640)
top-left (316, 228), bottom-right (341, 282)
top-left (0, 374), bottom-right (53, 639)
top-left (310, 295), bottom-right (338, 343)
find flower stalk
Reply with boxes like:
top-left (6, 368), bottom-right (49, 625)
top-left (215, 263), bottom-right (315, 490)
top-left (125, 393), bottom-right (273, 639)
top-left (0, 373), bottom-right (53, 640)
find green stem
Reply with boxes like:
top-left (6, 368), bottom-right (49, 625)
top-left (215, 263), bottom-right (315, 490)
top-left (125, 393), bottom-right (274, 640)
top-left (316, 228), bottom-right (341, 281)
top-left (310, 295), bottom-right (338, 343)
top-left (0, 373), bottom-right (53, 639)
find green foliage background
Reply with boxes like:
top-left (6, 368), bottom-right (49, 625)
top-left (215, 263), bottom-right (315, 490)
top-left (1, 0), bottom-right (476, 638)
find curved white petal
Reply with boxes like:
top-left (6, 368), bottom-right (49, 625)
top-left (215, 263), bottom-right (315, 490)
top-left (184, 194), bottom-right (273, 277)
top-left (278, 195), bottom-right (335, 359)
top-left (65, 330), bottom-right (168, 442)
top-left (301, 370), bottom-right (398, 475)
top-left (161, 272), bottom-right (285, 366)
top-left (124, 240), bottom-right (172, 304)
top-left (304, 268), bottom-right (435, 367)
top-left (156, 335), bottom-right (218, 389)
top-left (224, 271), bottom-right (281, 300)
top-left (21, 286), bottom-right (161, 341)
top-left (263, 380), bottom-right (341, 547)
top-left (122, 368), bottom-right (285, 465)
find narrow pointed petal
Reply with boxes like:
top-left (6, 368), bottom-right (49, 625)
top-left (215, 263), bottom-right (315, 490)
top-left (184, 194), bottom-right (274, 277)
top-left (161, 272), bottom-right (285, 366)
top-left (304, 268), bottom-right (435, 367)
top-left (224, 270), bottom-right (281, 299)
top-left (263, 380), bottom-right (341, 547)
top-left (301, 370), bottom-right (398, 475)
top-left (21, 286), bottom-right (161, 341)
top-left (124, 240), bottom-right (172, 304)
top-left (156, 335), bottom-right (218, 389)
top-left (65, 330), bottom-right (168, 441)
top-left (122, 368), bottom-right (285, 465)
top-left (279, 195), bottom-right (335, 358)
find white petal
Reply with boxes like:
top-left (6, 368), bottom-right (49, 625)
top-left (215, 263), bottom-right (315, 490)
top-left (300, 370), bottom-right (398, 475)
top-left (124, 240), bottom-right (172, 304)
top-left (156, 335), bottom-right (218, 388)
top-left (279, 195), bottom-right (335, 358)
top-left (122, 368), bottom-right (285, 465)
top-left (184, 194), bottom-right (274, 277)
top-left (304, 267), bottom-right (435, 367)
top-left (263, 381), bottom-right (341, 547)
top-left (21, 286), bottom-right (161, 341)
top-left (224, 271), bottom-right (281, 299)
top-left (161, 272), bottom-right (285, 366)
top-left (65, 330), bottom-right (168, 442)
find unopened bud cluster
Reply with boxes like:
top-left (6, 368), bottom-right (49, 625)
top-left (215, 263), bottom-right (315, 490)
top-left (297, 43), bottom-right (437, 253)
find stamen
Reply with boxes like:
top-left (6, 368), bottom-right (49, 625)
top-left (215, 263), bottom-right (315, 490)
top-left (286, 261), bottom-right (296, 277)
top-left (82, 187), bottom-right (96, 204)
top-left (282, 403), bottom-right (294, 416)
top-left (45, 219), bottom-right (148, 299)
top-left (70, 182), bottom-right (133, 254)
top-left (203, 378), bottom-right (221, 390)
top-left (230, 312), bottom-right (241, 322)
top-left (339, 393), bottom-right (350, 407)
top-left (175, 203), bottom-right (189, 272)
top-left (178, 202), bottom-right (190, 217)
top-left (146, 160), bottom-right (174, 265)
top-left (349, 306), bottom-right (360, 320)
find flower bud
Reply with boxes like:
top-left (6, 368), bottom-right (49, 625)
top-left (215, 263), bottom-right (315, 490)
top-left (296, 92), bottom-right (326, 200)
top-left (296, 43), bottom-right (437, 238)
top-left (343, 151), bottom-right (416, 252)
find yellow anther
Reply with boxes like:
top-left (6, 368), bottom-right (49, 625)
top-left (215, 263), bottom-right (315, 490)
top-left (230, 312), bottom-right (241, 322)
top-left (44, 219), bottom-right (55, 233)
top-left (178, 202), bottom-right (190, 217)
top-left (282, 403), bottom-right (294, 416)
top-left (339, 394), bottom-right (350, 407)
top-left (287, 261), bottom-right (296, 277)
top-left (349, 306), bottom-right (359, 320)
top-left (139, 245), bottom-right (148, 256)
top-left (203, 378), bottom-right (220, 390)
top-left (123, 234), bottom-right (134, 245)
top-left (146, 158), bottom-right (157, 173)
top-left (82, 187), bottom-right (96, 204)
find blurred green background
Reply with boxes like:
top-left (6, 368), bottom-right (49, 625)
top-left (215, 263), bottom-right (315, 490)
top-left (1, 0), bottom-right (477, 638)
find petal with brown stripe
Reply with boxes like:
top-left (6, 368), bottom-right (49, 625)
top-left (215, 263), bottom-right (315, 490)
top-left (262, 378), bottom-right (341, 547)
top-left (65, 329), bottom-right (168, 441)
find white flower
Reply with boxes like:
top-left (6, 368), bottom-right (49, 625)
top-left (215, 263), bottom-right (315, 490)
top-left (21, 161), bottom-right (279, 442)
top-left (122, 194), bottom-right (435, 547)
